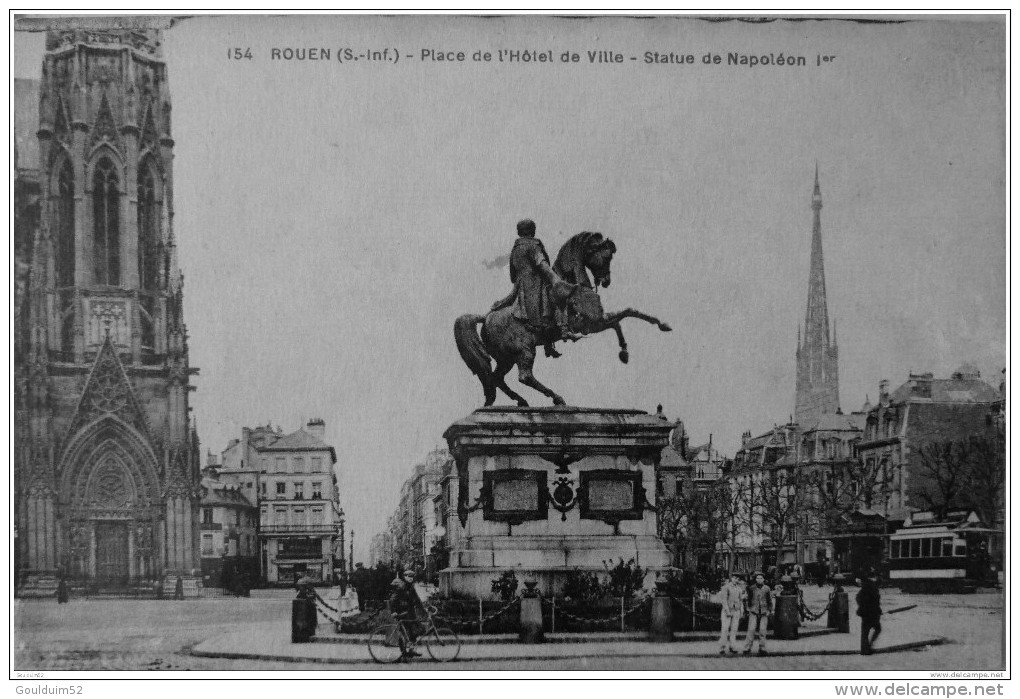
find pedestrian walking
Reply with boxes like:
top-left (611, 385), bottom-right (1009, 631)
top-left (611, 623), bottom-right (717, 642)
top-left (351, 562), bottom-right (370, 611)
top-left (742, 572), bottom-right (774, 656)
top-left (56, 575), bottom-right (69, 604)
top-left (718, 571), bottom-right (745, 654)
top-left (174, 575), bottom-right (184, 600)
top-left (856, 569), bottom-right (882, 655)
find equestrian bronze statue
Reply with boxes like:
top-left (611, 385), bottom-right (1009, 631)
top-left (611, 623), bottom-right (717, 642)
top-left (455, 226), bottom-right (672, 406)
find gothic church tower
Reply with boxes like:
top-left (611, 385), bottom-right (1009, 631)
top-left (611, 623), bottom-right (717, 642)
top-left (794, 167), bottom-right (840, 426)
top-left (14, 26), bottom-right (200, 592)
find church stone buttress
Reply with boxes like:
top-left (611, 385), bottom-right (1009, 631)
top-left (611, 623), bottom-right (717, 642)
top-left (794, 167), bottom-right (840, 426)
top-left (14, 27), bottom-right (201, 592)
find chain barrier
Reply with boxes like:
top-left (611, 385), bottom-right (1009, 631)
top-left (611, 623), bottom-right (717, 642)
top-left (312, 589), bottom-right (339, 613)
top-left (428, 597), bottom-right (522, 632)
top-left (669, 595), bottom-right (725, 623)
top-left (539, 594), bottom-right (651, 627)
top-left (312, 596), bottom-right (345, 625)
top-left (797, 590), bottom-right (832, 622)
top-left (311, 591), bottom-right (385, 630)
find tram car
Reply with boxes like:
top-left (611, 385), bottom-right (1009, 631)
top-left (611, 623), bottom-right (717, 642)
top-left (888, 510), bottom-right (1001, 593)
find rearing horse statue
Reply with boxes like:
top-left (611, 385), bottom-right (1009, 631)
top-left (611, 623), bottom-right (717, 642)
top-left (455, 232), bottom-right (672, 406)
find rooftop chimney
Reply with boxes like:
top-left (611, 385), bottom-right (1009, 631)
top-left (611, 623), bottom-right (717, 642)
top-left (908, 372), bottom-right (933, 399)
top-left (306, 418), bottom-right (325, 440)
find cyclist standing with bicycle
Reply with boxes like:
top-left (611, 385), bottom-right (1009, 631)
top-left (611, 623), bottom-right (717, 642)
top-left (388, 570), bottom-right (424, 659)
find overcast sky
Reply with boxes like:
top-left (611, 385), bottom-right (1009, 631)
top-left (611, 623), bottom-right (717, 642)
top-left (13, 15), bottom-right (1007, 561)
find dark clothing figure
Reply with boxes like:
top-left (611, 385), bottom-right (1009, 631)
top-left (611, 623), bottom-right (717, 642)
top-left (856, 577), bottom-right (882, 655)
top-left (56, 578), bottom-right (69, 604)
top-left (742, 575), bottom-right (774, 655)
top-left (387, 580), bottom-right (421, 622)
top-left (491, 220), bottom-right (577, 357)
top-left (351, 565), bottom-right (371, 611)
top-left (387, 579), bottom-right (423, 658)
top-left (174, 576), bottom-right (184, 600)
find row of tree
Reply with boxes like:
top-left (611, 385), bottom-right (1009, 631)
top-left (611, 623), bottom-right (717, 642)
top-left (658, 430), bottom-right (1005, 572)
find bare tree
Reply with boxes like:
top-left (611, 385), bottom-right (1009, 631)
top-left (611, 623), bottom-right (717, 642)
top-left (751, 467), bottom-right (806, 568)
top-left (657, 477), bottom-right (722, 571)
top-left (962, 432), bottom-right (1006, 528)
top-left (908, 431), bottom-right (1005, 526)
top-left (711, 477), bottom-right (750, 574)
top-left (803, 457), bottom-right (895, 537)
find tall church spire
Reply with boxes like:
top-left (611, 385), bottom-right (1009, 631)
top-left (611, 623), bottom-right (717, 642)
top-left (795, 167), bottom-right (840, 425)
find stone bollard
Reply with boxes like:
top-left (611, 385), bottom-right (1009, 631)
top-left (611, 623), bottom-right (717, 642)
top-left (772, 594), bottom-right (800, 640)
top-left (292, 596), bottom-right (317, 643)
top-left (827, 586), bottom-right (850, 633)
top-left (518, 582), bottom-right (544, 643)
top-left (648, 593), bottom-right (673, 642)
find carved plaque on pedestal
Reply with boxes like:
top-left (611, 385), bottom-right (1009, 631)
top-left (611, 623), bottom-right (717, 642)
top-left (588, 479), bottom-right (633, 511)
top-left (493, 477), bottom-right (538, 512)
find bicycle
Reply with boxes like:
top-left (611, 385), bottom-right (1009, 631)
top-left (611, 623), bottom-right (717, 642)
top-left (367, 604), bottom-right (461, 663)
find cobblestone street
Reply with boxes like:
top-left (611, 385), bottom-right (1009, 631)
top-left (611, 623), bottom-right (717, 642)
top-left (12, 588), bottom-right (1004, 673)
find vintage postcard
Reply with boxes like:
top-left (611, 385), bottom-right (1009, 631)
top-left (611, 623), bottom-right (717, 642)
top-left (10, 12), bottom-right (1008, 687)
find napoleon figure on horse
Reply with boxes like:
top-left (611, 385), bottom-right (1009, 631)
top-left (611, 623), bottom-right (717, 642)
top-left (455, 219), bottom-right (672, 407)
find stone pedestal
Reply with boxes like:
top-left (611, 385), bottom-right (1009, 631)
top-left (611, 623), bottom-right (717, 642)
top-left (828, 589), bottom-right (850, 633)
top-left (648, 595), bottom-right (674, 642)
top-left (440, 407), bottom-right (674, 600)
top-left (773, 595), bottom-right (800, 639)
top-left (519, 595), bottom-right (545, 643)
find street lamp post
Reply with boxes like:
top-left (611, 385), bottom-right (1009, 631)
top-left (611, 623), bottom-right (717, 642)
top-left (337, 508), bottom-right (346, 589)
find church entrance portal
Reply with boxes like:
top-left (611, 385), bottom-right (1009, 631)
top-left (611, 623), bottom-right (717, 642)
top-left (94, 521), bottom-right (130, 587)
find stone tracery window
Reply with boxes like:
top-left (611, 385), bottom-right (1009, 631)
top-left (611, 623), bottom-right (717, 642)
top-left (137, 163), bottom-right (161, 291)
top-left (137, 163), bottom-right (160, 353)
top-left (92, 158), bottom-right (120, 285)
top-left (55, 160), bottom-right (77, 356)
top-left (55, 159), bottom-right (75, 288)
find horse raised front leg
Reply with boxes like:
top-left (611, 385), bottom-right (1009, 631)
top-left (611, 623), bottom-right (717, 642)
top-left (517, 350), bottom-right (565, 406)
top-left (603, 308), bottom-right (673, 333)
top-left (612, 322), bottom-right (629, 364)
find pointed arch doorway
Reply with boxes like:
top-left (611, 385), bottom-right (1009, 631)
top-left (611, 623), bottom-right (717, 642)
top-left (94, 520), bottom-right (130, 586)
top-left (60, 418), bottom-right (164, 590)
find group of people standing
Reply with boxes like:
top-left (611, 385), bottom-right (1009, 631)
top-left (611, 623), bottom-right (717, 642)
top-left (718, 569), bottom-right (883, 656)
top-left (718, 571), bottom-right (776, 656)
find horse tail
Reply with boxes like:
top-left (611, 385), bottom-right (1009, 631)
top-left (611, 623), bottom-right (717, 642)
top-left (455, 314), bottom-right (496, 405)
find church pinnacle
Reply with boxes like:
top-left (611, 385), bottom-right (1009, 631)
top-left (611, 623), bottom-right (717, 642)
top-left (795, 167), bottom-right (840, 426)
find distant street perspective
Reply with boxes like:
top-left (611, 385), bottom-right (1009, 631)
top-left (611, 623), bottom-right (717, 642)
top-left (12, 16), bottom-right (1006, 675)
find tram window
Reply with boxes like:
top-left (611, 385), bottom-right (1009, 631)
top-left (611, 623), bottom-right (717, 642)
top-left (910, 539), bottom-right (920, 557)
top-left (890, 541), bottom-right (899, 558)
top-left (922, 538), bottom-right (932, 557)
top-left (942, 538), bottom-right (954, 557)
top-left (954, 543), bottom-right (966, 556)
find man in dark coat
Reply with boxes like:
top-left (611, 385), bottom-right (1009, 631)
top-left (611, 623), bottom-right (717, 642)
top-left (742, 572), bottom-right (774, 656)
top-left (351, 562), bottom-right (370, 611)
top-left (856, 570), bottom-right (882, 655)
top-left (387, 570), bottom-right (424, 658)
top-left (491, 219), bottom-right (578, 358)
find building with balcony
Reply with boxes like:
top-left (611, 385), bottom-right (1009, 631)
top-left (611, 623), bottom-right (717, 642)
top-left (218, 419), bottom-right (340, 584)
top-left (857, 367), bottom-right (1004, 543)
top-left (198, 468), bottom-right (258, 589)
